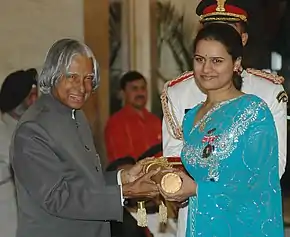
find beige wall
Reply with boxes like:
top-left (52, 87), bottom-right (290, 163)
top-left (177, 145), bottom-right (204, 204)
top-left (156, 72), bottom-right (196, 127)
top-left (158, 0), bottom-right (200, 83)
top-left (126, 0), bottom-right (154, 110)
top-left (83, 0), bottom-right (109, 164)
top-left (0, 0), bottom-right (84, 85)
top-left (168, 0), bottom-right (200, 33)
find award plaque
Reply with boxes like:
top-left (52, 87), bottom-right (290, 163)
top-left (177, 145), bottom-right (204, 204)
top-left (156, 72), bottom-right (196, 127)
top-left (135, 157), bottom-right (183, 227)
top-left (142, 157), bottom-right (183, 194)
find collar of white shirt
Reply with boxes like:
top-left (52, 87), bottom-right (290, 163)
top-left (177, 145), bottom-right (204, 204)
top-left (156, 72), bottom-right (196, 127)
top-left (1, 113), bottom-right (17, 133)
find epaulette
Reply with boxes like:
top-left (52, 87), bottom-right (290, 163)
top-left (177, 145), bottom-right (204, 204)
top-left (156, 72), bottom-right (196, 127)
top-left (246, 68), bottom-right (284, 84)
top-left (160, 72), bottom-right (194, 141)
top-left (168, 71), bottom-right (194, 87)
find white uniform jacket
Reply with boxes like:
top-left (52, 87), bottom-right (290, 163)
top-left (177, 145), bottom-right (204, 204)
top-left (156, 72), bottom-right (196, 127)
top-left (0, 113), bottom-right (18, 237)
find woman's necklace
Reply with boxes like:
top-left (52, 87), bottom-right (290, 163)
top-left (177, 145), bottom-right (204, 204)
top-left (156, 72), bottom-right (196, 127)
top-left (198, 104), bottom-right (218, 132)
top-left (199, 117), bottom-right (210, 132)
top-left (192, 101), bottom-right (226, 134)
top-left (191, 95), bottom-right (244, 135)
top-left (197, 95), bottom-right (244, 132)
top-left (190, 103), bottom-right (219, 134)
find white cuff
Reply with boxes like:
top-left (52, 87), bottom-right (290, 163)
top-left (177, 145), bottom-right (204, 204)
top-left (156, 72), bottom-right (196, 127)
top-left (117, 170), bottom-right (124, 206)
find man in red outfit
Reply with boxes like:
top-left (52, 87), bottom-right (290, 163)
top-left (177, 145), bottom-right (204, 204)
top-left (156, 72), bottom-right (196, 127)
top-left (105, 71), bottom-right (162, 162)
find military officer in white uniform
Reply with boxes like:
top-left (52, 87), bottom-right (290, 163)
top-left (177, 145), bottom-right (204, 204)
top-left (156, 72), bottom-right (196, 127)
top-left (161, 1), bottom-right (288, 237)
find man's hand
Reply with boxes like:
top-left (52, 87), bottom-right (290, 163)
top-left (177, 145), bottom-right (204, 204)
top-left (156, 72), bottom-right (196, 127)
top-left (122, 169), bottom-right (160, 199)
top-left (121, 157), bottom-right (155, 184)
top-left (158, 170), bottom-right (197, 203)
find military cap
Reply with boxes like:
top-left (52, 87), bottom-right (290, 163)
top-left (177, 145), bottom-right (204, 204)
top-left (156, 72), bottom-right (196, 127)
top-left (196, 0), bottom-right (252, 23)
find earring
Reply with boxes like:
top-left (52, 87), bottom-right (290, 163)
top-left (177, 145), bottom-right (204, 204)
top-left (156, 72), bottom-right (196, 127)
top-left (234, 67), bottom-right (241, 75)
top-left (234, 67), bottom-right (243, 74)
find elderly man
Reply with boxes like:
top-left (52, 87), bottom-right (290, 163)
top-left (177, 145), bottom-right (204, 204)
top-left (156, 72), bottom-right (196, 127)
top-left (0, 68), bottom-right (38, 237)
top-left (10, 39), bottom-right (159, 237)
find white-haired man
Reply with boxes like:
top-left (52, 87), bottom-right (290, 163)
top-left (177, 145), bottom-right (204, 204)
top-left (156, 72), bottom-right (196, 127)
top-left (10, 39), bottom-right (159, 237)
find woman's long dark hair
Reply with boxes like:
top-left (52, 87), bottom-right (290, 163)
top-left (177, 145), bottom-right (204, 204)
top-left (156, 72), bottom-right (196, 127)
top-left (193, 23), bottom-right (243, 90)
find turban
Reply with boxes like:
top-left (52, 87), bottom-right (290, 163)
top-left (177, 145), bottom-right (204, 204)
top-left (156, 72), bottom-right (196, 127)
top-left (0, 68), bottom-right (37, 113)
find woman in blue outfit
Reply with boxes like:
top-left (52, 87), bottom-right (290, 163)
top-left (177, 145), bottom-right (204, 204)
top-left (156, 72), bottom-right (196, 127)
top-left (159, 23), bottom-right (284, 236)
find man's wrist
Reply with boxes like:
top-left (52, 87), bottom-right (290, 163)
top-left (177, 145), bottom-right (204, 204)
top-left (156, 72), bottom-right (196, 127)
top-left (122, 182), bottom-right (134, 198)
